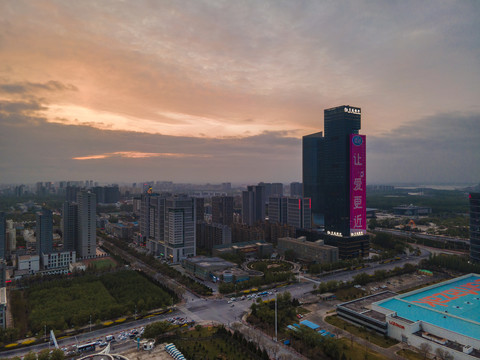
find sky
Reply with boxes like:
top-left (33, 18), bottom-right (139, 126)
top-left (0, 0), bottom-right (479, 185)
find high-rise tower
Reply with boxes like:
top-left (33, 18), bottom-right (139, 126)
top-left (242, 185), bottom-right (265, 226)
top-left (77, 191), bottom-right (96, 258)
top-left (302, 132), bottom-right (324, 218)
top-left (0, 213), bottom-right (5, 260)
top-left (62, 201), bottom-right (78, 251)
top-left (303, 105), bottom-right (368, 258)
top-left (212, 196), bottom-right (234, 226)
top-left (164, 196), bottom-right (196, 263)
top-left (36, 208), bottom-right (53, 255)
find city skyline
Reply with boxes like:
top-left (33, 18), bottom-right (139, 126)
top-left (1, 1), bottom-right (479, 184)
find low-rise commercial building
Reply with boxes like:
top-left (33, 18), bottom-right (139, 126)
top-left (0, 287), bottom-right (6, 329)
top-left (41, 250), bottom-right (76, 269)
top-left (182, 256), bottom-right (236, 281)
top-left (277, 236), bottom-right (338, 263)
top-left (337, 274), bottom-right (480, 360)
top-left (17, 254), bottom-right (40, 274)
top-left (393, 205), bottom-right (432, 216)
top-left (213, 240), bottom-right (273, 259)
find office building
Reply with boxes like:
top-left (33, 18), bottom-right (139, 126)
top-left (164, 196), bottom-right (196, 263)
top-left (41, 251), bottom-right (76, 270)
top-left (195, 197), bottom-right (205, 222)
top-left (183, 256), bottom-right (237, 282)
top-left (242, 185), bottom-right (265, 225)
top-left (212, 196), bottom-right (234, 226)
top-left (36, 208), bottom-right (53, 255)
top-left (258, 182), bottom-right (283, 198)
top-left (140, 191), bottom-right (155, 244)
top-left (393, 205), bottom-right (432, 216)
top-left (142, 192), bottom-right (196, 263)
top-left (0, 287), bottom-right (6, 329)
top-left (17, 254), bottom-right (40, 274)
top-left (93, 185), bottom-right (120, 204)
top-left (470, 193), bottom-right (480, 262)
top-left (268, 196), bottom-right (312, 230)
top-left (290, 182), bottom-right (302, 197)
top-left (287, 197), bottom-right (312, 230)
top-left (62, 201), bottom-right (78, 251)
top-left (277, 236), bottom-right (338, 263)
top-left (6, 220), bottom-right (16, 254)
top-left (268, 196), bottom-right (288, 224)
top-left (264, 222), bottom-right (296, 245)
top-left (303, 105), bottom-right (368, 258)
top-left (66, 185), bottom-right (79, 202)
top-left (302, 132), bottom-right (324, 217)
top-left (196, 222), bottom-right (232, 250)
top-left (77, 191), bottom-right (97, 258)
top-left (147, 195), bottom-right (166, 254)
top-left (0, 213), bottom-right (5, 259)
top-left (231, 223), bottom-right (264, 244)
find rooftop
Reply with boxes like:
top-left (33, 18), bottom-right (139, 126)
top-left (376, 274), bottom-right (480, 340)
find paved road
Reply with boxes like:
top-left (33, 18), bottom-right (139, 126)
top-left (376, 228), bottom-right (469, 245)
top-left (2, 242), bottom-right (433, 359)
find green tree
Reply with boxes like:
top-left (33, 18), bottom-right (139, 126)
top-left (50, 349), bottom-right (65, 360)
top-left (38, 349), bottom-right (51, 360)
top-left (23, 352), bottom-right (37, 360)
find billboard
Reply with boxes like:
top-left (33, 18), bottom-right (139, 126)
top-left (350, 134), bottom-right (366, 236)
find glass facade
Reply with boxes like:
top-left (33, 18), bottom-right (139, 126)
top-left (323, 106), bottom-right (361, 236)
top-left (302, 132), bottom-right (324, 216)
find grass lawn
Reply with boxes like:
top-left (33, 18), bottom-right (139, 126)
top-left (90, 258), bottom-right (117, 270)
top-left (325, 315), bottom-right (399, 348)
top-left (397, 349), bottom-right (424, 360)
top-left (338, 338), bottom-right (388, 360)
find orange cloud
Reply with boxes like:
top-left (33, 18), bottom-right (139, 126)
top-left (73, 151), bottom-right (211, 160)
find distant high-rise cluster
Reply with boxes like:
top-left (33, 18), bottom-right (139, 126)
top-left (303, 105), bottom-right (368, 258)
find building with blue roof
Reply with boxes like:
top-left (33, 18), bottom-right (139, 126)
top-left (338, 274), bottom-right (480, 360)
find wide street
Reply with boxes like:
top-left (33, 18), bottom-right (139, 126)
top-left (2, 243), bottom-right (435, 359)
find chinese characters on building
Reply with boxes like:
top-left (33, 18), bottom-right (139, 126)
top-left (350, 134), bottom-right (366, 236)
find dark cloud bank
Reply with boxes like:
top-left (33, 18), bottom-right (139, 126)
top-left (0, 80), bottom-right (478, 185)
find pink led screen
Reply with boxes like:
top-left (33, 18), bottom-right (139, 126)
top-left (350, 134), bottom-right (366, 234)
